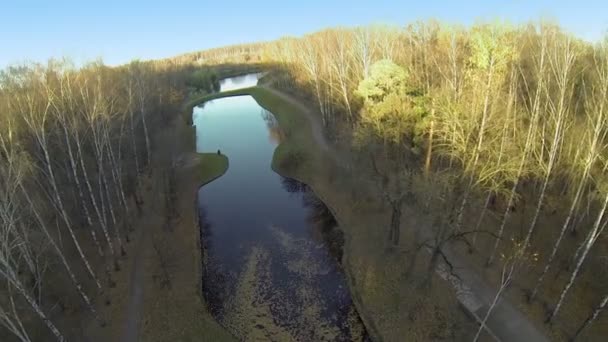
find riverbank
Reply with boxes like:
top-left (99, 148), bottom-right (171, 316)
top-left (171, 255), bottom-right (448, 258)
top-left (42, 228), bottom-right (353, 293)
top-left (188, 85), bottom-right (478, 340)
top-left (198, 153), bottom-right (229, 184)
top-left (110, 106), bottom-right (234, 341)
top-left (253, 89), bottom-right (475, 341)
top-left (186, 82), bottom-right (551, 341)
top-left (245, 88), bottom-right (385, 340)
top-left (195, 91), bottom-right (370, 339)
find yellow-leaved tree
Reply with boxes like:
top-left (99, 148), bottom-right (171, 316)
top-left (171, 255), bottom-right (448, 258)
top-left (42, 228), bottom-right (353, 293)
top-left (354, 59), bottom-right (430, 245)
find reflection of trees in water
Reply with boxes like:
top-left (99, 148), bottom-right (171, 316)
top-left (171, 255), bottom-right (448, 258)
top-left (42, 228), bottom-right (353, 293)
top-left (303, 191), bottom-right (337, 229)
top-left (194, 101), bottom-right (207, 112)
top-left (198, 204), bottom-right (216, 258)
top-left (261, 109), bottom-right (285, 144)
top-left (303, 191), bottom-right (344, 262)
top-left (280, 176), bottom-right (308, 193)
top-left (199, 203), bottom-right (232, 318)
top-left (279, 176), bottom-right (345, 262)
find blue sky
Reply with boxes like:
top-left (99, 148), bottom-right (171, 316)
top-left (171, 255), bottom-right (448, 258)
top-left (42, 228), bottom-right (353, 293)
top-left (1, 0), bottom-right (606, 67)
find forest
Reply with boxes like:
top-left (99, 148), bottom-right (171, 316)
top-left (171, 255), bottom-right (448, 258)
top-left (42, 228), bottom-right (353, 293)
top-left (257, 22), bottom-right (608, 340)
top-left (1, 20), bottom-right (607, 341)
top-left (0, 59), bottom-right (200, 340)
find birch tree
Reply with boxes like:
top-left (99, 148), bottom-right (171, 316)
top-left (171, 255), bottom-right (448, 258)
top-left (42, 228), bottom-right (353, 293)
top-left (530, 40), bottom-right (608, 301)
top-left (488, 27), bottom-right (548, 265)
top-left (521, 32), bottom-right (577, 250)
top-left (12, 67), bottom-right (101, 290)
top-left (0, 128), bottom-right (66, 341)
top-left (473, 240), bottom-right (536, 342)
top-left (548, 178), bottom-right (608, 322)
top-left (572, 291), bottom-right (608, 340)
top-left (454, 23), bottom-right (514, 231)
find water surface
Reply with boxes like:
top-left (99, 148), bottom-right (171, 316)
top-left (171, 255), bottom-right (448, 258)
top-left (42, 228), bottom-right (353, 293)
top-left (194, 92), bottom-right (367, 340)
top-left (219, 72), bottom-right (262, 91)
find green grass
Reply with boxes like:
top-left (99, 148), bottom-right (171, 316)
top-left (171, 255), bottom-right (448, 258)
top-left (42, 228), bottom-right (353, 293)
top-left (199, 153), bottom-right (229, 184)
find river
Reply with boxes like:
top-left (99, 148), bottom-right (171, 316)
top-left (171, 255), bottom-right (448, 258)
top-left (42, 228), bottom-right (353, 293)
top-left (193, 74), bottom-right (367, 341)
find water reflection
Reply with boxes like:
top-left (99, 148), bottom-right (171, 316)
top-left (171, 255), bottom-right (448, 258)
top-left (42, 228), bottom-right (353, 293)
top-left (282, 178), bottom-right (345, 263)
top-left (262, 109), bottom-right (285, 145)
top-left (219, 73), bottom-right (262, 91)
top-left (280, 176), bottom-right (308, 194)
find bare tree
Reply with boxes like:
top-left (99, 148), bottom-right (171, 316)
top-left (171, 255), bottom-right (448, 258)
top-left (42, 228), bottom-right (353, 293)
top-left (0, 131), bottom-right (66, 341)
top-left (530, 40), bottom-right (608, 301)
top-left (488, 28), bottom-right (548, 265)
top-left (14, 67), bottom-right (101, 290)
top-left (572, 291), bottom-right (608, 340)
top-left (548, 185), bottom-right (608, 322)
top-left (474, 240), bottom-right (535, 342)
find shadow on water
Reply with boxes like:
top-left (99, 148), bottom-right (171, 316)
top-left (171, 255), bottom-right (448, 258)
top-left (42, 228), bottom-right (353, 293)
top-left (281, 177), bottom-right (345, 263)
top-left (199, 179), bottom-right (366, 341)
top-left (194, 74), bottom-right (368, 341)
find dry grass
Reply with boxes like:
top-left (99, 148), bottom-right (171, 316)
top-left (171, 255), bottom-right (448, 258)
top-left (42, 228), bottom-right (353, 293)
top-left (135, 114), bottom-right (234, 342)
top-left (198, 153), bottom-right (229, 184)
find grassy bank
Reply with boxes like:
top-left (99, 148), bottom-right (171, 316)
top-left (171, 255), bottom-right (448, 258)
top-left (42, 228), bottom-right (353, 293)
top-left (246, 88), bottom-right (386, 340)
top-left (199, 153), bottom-right (229, 184)
top-left (249, 86), bottom-right (474, 340)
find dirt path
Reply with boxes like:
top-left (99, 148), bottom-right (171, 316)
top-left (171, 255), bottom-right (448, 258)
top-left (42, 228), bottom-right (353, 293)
top-left (263, 85), bottom-right (548, 342)
top-left (121, 218), bottom-right (148, 342)
top-left (436, 246), bottom-right (549, 342)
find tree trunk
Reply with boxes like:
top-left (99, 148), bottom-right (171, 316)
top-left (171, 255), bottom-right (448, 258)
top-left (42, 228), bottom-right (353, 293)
top-left (424, 114), bottom-right (434, 178)
top-left (456, 59), bottom-right (495, 231)
top-left (388, 199), bottom-right (402, 246)
top-left (21, 185), bottom-right (103, 325)
top-left (139, 99), bottom-right (152, 169)
top-left (12, 279), bottom-right (65, 342)
top-left (75, 133), bottom-right (118, 270)
top-left (0, 292), bottom-right (32, 342)
top-left (530, 165), bottom-right (589, 301)
top-left (100, 157), bottom-right (125, 256)
top-left (107, 137), bottom-right (132, 235)
top-left (549, 192), bottom-right (608, 322)
top-left (474, 258), bottom-right (517, 342)
top-left (572, 292), bottom-right (608, 341)
top-left (473, 285), bottom-right (504, 342)
top-left (41, 142), bottom-right (101, 290)
top-left (61, 124), bottom-right (103, 256)
top-left (128, 97), bottom-right (142, 195)
top-left (471, 192), bottom-right (492, 248)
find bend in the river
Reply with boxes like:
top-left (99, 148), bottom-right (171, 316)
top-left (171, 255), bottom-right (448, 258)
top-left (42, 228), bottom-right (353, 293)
top-left (193, 74), bottom-right (367, 340)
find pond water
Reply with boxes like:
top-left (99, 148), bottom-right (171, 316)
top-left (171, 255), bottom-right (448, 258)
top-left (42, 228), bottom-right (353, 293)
top-left (218, 72), bottom-right (262, 91)
top-left (193, 78), bottom-right (367, 341)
